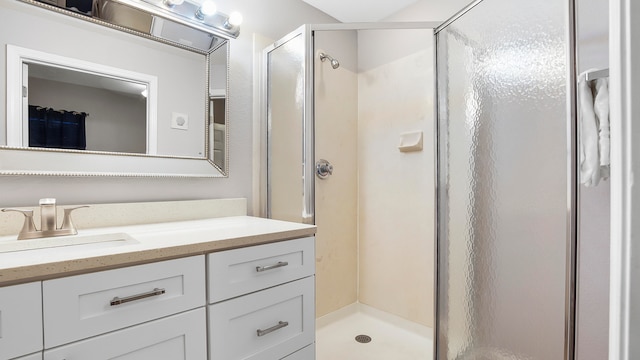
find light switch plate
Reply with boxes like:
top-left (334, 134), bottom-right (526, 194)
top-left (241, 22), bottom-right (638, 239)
top-left (171, 112), bottom-right (188, 130)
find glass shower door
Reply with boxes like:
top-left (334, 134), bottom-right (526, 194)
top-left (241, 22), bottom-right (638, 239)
top-left (435, 0), bottom-right (576, 359)
top-left (265, 30), bottom-right (312, 223)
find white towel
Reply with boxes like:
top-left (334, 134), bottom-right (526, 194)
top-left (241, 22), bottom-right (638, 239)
top-left (594, 77), bottom-right (610, 180)
top-left (579, 70), bottom-right (611, 186)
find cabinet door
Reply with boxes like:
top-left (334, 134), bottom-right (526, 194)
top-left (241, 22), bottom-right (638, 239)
top-left (43, 255), bottom-right (205, 347)
top-left (209, 276), bottom-right (315, 360)
top-left (43, 308), bottom-right (207, 360)
top-left (208, 237), bottom-right (314, 303)
top-left (0, 282), bottom-right (42, 360)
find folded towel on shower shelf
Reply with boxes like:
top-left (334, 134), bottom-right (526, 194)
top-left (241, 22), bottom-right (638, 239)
top-left (579, 69), bottom-right (610, 187)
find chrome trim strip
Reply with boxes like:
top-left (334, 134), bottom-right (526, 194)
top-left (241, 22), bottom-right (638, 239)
top-left (433, 27), bottom-right (442, 360)
top-left (304, 26), bottom-right (315, 224)
top-left (434, 0), bottom-right (485, 34)
top-left (565, 0), bottom-right (578, 358)
top-left (309, 22), bottom-right (441, 31)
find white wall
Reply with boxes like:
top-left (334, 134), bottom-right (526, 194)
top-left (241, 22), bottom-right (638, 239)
top-left (384, 0), bottom-right (472, 22)
top-left (609, 0), bottom-right (640, 358)
top-left (0, 0), bottom-right (336, 208)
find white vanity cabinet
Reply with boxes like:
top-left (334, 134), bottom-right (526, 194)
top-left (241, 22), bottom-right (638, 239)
top-left (0, 282), bottom-right (43, 360)
top-left (42, 255), bottom-right (206, 348)
top-left (208, 237), bottom-right (316, 360)
top-left (0, 227), bottom-right (316, 360)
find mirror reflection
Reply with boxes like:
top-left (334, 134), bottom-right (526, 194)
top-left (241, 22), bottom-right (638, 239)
top-left (0, 0), bottom-right (230, 176)
top-left (25, 63), bottom-right (148, 154)
top-left (209, 42), bottom-right (227, 170)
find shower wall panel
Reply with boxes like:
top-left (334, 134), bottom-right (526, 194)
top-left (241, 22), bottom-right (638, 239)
top-left (436, 0), bottom-right (573, 358)
top-left (313, 30), bottom-right (359, 318)
top-left (357, 29), bottom-right (435, 328)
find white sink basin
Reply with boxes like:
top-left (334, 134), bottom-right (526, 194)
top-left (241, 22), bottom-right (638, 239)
top-left (0, 232), bottom-right (138, 254)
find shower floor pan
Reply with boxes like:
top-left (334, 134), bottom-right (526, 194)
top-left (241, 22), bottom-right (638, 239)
top-left (316, 303), bottom-right (432, 360)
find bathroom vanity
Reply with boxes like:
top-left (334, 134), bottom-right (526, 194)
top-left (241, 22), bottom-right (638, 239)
top-left (0, 199), bottom-right (316, 360)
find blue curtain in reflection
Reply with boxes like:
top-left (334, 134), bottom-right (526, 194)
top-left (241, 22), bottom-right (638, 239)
top-left (28, 106), bottom-right (86, 150)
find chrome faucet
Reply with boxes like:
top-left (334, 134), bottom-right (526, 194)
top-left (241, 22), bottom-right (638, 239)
top-left (2, 198), bottom-right (89, 240)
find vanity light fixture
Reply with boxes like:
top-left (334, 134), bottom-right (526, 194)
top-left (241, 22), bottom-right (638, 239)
top-left (195, 0), bottom-right (217, 20)
top-left (58, 0), bottom-right (241, 51)
top-left (224, 11), bottom-right (243, 29)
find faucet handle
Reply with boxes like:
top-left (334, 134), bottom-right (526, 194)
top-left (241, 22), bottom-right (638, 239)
top-left (2, 208), bottom-right (38, 240)
top-left (59, 205), bottom-right (90, 233)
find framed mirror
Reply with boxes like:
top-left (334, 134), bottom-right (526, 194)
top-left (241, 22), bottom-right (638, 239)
top-left (0, 0), bottom-right (231, 177)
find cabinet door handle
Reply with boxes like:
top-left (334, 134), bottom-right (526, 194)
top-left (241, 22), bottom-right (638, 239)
top-left (255, 261), bottom-right (289, 272)
top-left (257, 321), bottom-right (289, 337)
top-left (110, 288), bottom-right (166, 306)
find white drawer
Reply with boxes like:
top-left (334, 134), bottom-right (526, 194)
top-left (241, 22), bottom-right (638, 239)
top-left (0, 282), bottom-right (42, 360)
top-left (282, 344), bottom-right (315, 360)
top-left (43, 307), bottom-right (207, 360)
top-left (43, 255), bottom-right (205, 348)
top-left (209, 276), bottom-right (315, 360)
top-left (208, 237), bottom-right (314, 303)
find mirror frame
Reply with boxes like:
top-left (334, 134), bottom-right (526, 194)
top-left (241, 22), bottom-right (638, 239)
top-left (0, 0), bottom-right (230, 178)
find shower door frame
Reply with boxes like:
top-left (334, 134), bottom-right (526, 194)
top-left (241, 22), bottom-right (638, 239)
top-left (261, 21), bottom-right (441, 224)
top-left (432, 0), bottom-right (579, 359)
top-left (262, 25), bottom-right (314, 223)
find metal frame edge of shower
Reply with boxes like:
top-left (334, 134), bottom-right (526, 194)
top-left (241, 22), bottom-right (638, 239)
top-left (565, 0), bottom-right (579, 358)
top-left (433, 26), bottom-right (443, 360)
top-left (434, 0), bottom-right (485, 34)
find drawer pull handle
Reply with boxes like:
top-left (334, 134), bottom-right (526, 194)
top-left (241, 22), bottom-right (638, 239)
top-left (256, 261), bottom-right (289, 272)
top-left (110, 288), bottom-right (166, 306)
top-left (257, 321), bottom-right (289, 337)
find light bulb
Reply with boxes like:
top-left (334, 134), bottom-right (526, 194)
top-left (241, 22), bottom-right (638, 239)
top-left (195, 0), bottom-right (216, 19)
top-left (228, 11), bottom-right (242, 26)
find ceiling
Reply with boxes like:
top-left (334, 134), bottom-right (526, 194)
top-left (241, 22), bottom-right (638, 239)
top-left (300, 0), bottom-right (420, 22)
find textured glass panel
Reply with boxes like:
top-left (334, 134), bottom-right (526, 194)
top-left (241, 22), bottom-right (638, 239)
top-left (436, 0), bottom-right (570, 359)
top-left (268, 34), bottom-right (305, 222)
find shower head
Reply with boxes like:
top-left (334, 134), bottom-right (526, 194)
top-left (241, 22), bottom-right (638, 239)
top-left (319, 52), bottom-right (340, 69)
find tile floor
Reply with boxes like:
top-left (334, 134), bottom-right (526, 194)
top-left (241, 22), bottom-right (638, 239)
top-left (316, 303), bottom-right (432, 360)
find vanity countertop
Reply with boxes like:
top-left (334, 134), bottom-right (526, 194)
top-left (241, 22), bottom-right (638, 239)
top-left (0, 216), bottom-right (316, 287)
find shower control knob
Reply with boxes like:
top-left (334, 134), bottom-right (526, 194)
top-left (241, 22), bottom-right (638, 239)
top-left (316, 159), bottom-right (333, 179)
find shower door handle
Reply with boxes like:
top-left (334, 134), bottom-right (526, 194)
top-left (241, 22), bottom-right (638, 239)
top-left (316, 159), bottom-right (333, 179)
